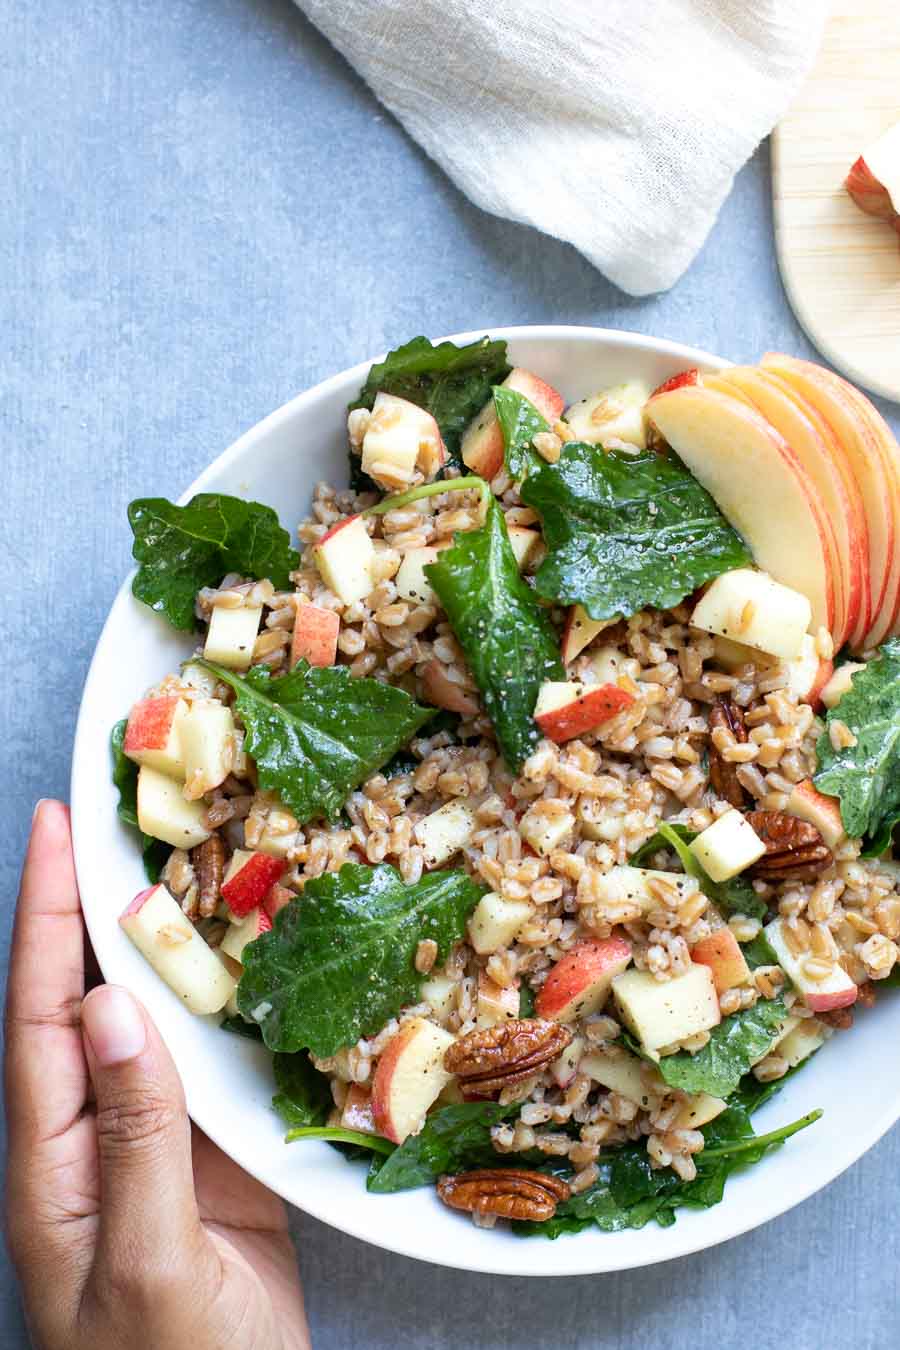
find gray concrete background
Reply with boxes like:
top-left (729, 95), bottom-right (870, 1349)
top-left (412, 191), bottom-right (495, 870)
top-left (3, 0), bottom-right (899, 1345)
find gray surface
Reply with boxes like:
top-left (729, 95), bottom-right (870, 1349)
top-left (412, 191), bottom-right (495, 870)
top-left (2, 0), bottom-right (899, 1345)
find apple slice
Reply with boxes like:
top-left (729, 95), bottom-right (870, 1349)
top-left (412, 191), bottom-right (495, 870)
top-left (690, 928), bottom-right (750, 995)
top-left (845, 121), bottom-right (900, 231)
top-left (123, 696), bottom-right (189, 779)
top-left (136, 766), bottom-right (210, 849)
top-left (220, 905), bottom-right (272, 963)
top-left (535, 935), bottom-right (633, 1022)
top-left (819, 662), bottom-right (866, 710)
top-left (395, 547), bottom-right (440, 604)
top-left (419, 658), bottom-right (480, 718)
top-left (414, 800), bottom-right (476, 869)
top-left (313, 515), bottom-right (376, 607)
top-left (690, 569), bottom-right (812, 660)
top-left (179, 700), bottom-right (235, 798)
top-left (221, 849), bottom-right (287, 919)
top-left (647, 384), bottom-right (836, 637)
top-left (204, 605), bottom-right (263, 672)
top-left (341, 1084), bottom-right (380, 1135)
top-left (689, 809), bottom-right (766, 883)
top-left (783, 634), bottom-right (833, 710)
top-left (613, 964), bottom-right (721, 1053)
top-left (534, 680), bottom-right (634, 743)
top-left (765, 917), bottom-right (858, 1013)
top-left (550, 1034), bottom-right (585, 1089)
top-left (461, 368), bottom-right (564, 481)
top-left (564, 380), bottom-right (651, 449)
top-left (291, 603), bottom-right (339, 668)
top-left (361, 392), bottom-right (446, 488)
top-left (560, 605), bottom-right (612, 664)
top-left (581, 1047), bottom-right (663, 1103)
top-left (650, 369), bottom-right (700, 398)
top-left (370, 1017), bottom-right (457, 1144)
top-left (468, 894), bottom-right (534, 955)
top-left (475, 970), bottom-right (520, 1029)
top-left (421, 973), bottom-right (459, 1024)
top-left (120, 884), bottom-right (235, 1015)
top-left (784, 780), bottom-right (847, 851)
top-left (506, 525), bottom-right (542, 571)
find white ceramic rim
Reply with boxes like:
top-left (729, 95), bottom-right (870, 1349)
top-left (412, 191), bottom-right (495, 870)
top-left (71, 325), bottom-right (900, 1276)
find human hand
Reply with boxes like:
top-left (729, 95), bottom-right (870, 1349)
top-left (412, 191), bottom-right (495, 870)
top-left (5, 800), bottom-right (311, 1350)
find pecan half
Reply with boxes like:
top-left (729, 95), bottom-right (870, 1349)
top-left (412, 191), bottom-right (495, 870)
top-left (746, 810), bottom-right (833, 883)
top-left (437, 1169), bottom-right (571, 1222)
top-left (444, 1018), bottom-right (572, 1095)
top-left (192, 834), bottom-right (226, 917)
top-left (708, 698), bottom-right (749, 809)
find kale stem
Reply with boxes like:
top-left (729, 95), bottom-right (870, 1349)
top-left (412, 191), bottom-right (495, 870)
top-left (363, 475), bottom-right (490, 518)
top-left (284, 1126), bottom-right (395, 1154)
top-left (700, 1108), bottom-right (822, 1159)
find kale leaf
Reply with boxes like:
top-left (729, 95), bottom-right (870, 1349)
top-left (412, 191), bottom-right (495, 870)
top-left (128, 494), bottom-right (300, 631)
top-left (814, 639), bottom-right (900, 854)
top-left (651, 996), bottom-right (790, 1099)
top-left (366, 1103), bottom-right (518, 1193)
top-left (521, 444), bottom-right (750, 622)
top-left (425, 498), bottom-right (563, 771)
top-left (237, 862), bottom-right (485, 1056)
top-left (199, 658), bottom-right (433, 825)
top-left (629, 822), bottom-right (766, 922)
top-left (493, 386), bottom-right (549, 479)
top-left (271, 1052), bottom-right (332, 1129)
top-left (110, 719), bottom-right (171, 882)
top-left (350, 335), bottom-right (510, 469)
top-left (219, 1015), bottom-right (264, 1041)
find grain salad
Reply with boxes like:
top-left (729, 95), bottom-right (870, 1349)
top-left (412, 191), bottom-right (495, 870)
top-left (113, 335), bottom-right (900, 1238)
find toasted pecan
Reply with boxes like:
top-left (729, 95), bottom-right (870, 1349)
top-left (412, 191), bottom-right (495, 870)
top-left (437, 1168), bottom-right (571, 1221)
top-left (193, 834), bottom-right (226, 917)
top-left (746, 810), bottom-right (833, 883)
top-left (708, 698), bottom-right (749, 809)
top-left (444, 1018), bottom-right (573, 1095)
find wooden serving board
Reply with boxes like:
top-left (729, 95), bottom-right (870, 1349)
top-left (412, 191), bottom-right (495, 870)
top-left (772, 2), bottom-right (900, 403)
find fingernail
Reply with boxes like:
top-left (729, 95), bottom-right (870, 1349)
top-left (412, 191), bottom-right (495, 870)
top-left (32, 798), bottom-right (48, 823)
top-left (82, 987), bottom-right (147, 1066)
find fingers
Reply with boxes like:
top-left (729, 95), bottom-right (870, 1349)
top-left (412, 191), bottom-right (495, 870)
top-left (5, 800), bottom-right (88, 1150)
top-left (80, 985), bottom-right (208, 1281)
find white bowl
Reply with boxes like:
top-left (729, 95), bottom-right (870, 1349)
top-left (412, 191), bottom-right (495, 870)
top-left (71, 326), bottom-right (900, 1276)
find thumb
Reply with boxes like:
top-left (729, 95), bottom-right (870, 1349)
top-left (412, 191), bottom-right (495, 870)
top-left (81, 985), bottom-right (206, 1275)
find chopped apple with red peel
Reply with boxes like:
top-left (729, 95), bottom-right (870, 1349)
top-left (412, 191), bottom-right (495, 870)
top-left (784, 780), bottom-right (847, 851)
top-left (180, 700), bottom-right (235, 798)
top-left (820, 662), bottom-right (866, 711)
top-left (468, 893), bottom-right (534, 955)
top-left (370, 1017), bottom-right (457, 1144)
top-left (313, 515), bottom-right (376, 606)
top-left (220, 905), bottom-right (272, 964)
top-left (414, 800), bottom-right (476, 869)
top-left (783, 634), bottom-right (833, 710)
top-left (647, 384), bottom-right (835, 637)
top-left (395, 547), bottom-right (440, 604)
top-left (291, 603), bottom-right (339, 668)
top-left (560, 605), bottom-right (612, 664)
top-left (845, 121), bottom-right (900, 231)
top-left (221, 849), bottom-right (287, 919)
top-left (461, 368), bottom-right (564, 481)
top-left (420, 658), bottom-right (480, 718)
top-left (650, 369), bottom-right (700, 398)
top-left (564, 380), bottom-right (651, 449)
top-left (203, 605), bottom-right (263, 672)
top-left (475, 970), bottom-right (520, 1029)
top-left (361, 392), bottom-right (446, 489)
top-left (612, 965), bottom-right (721, 1053)
top-left (550, 1034), bottom-right (585, 1089)
top-left (506, 525), bottom-right (542, 571)
top-left (255, 806), bottom-right (301, 861)
top-left (124, 696), bottom-right (189, 779)
top-left (536, 935), bottom-right (633, 1023)
top-left (341, 1084), bottom-right (380, 1136)
top-left (533, 680), bottom-right (634, 743)
top-left (690, 928), bottom-right (750, 995)
top-left (120, 884), bottom-right (236, 1015)
top-left (765, 917), bottom-right (858, 1013)
top-left (263, 883), bottom-right (295, 922)
top-left (690, 568), bottom-right (812, 661)
top-left (137, 766), bottom-right (210, 849)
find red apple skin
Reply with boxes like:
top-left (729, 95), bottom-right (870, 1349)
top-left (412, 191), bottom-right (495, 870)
top-left (291, 604), bottom-right (339, 668)
top-left (805, 657), bottom-right (834, 711)
top-left (804, 984), bottom-right (858, 1014)
top-left (420, 658), bottom-right (480, 717)
top-left (535, 684), bottom-right (634, 744)
top-left (124, 696), bottom-right (182, 754)
top-left (536, 935), bottom-right (633, 1022)
top-left (263, 883), bottom-right (296, 922)
top-left (370, 1022), bottom-right (424, 1144)
top-left (222, 853), bottom-right (287, 919)
top-left (690, 929), bottom-right (749, 995)
top-left (120, 885), bottom-right (160, 921)
top-left (650, 369), bottom-right (700, 398)
top-left (317, 513), bottom-right (361, 547)
top-left (341, 1084), bottom-right (380, 1135)
top-left (462, 369), bottom-right (564, 480)
top-left (845, 156), bottom-right (900, 228)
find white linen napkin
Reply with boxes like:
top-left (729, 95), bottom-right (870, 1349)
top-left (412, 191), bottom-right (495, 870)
top-left (293, 0), bottom-right (826, 295)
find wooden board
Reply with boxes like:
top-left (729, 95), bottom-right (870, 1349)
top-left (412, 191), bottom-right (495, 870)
top-left (772, 3), bottom-right (900, 403)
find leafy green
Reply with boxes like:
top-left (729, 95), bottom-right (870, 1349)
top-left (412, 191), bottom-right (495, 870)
top-left (367, 1103), bottom-right (518, 1193)
top-left (285, 1126), bottom-right (394, 1156)
top-left (219, 1015), bottom-right (263, 1041)
top-left (271, 1052), bottom-right (332, 1129)
top-left (518, 982), bottom-right (536, 1019)
top-left (493, 386), bottom-right (549, 479)
top-left (237, 862), bottom-right (485, 1056)
top-left (740, 931), bottom-right (783, 973)
top-left (629, 822), bottom-right (766, 922)
top-left (110, 719), bottom-right (171, 883)
top-left (350, 335), bottom-right (510, 469)
top-left (814, 639), bottom-right (900, 853)
top-left (128, 494), bottom-right (300, 631)
top-left (199, 658), bottom-right (433, 825)
top-left (425, 498), bottom-right (563, 770)
top-left (652, 996), bottom-right (790, 1099)
top-left (521, 444), bottom-right (750, 622)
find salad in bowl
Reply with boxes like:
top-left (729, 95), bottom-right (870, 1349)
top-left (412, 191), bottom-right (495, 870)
top-left (104, 332), bottom-right (899, 1244)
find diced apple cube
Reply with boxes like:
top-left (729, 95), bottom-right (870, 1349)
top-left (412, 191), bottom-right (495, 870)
top-left (783, 634), bottom-right (832, 708)
top-left (221, 849), bottom-right (287, 918)
top-left (203, 604), bottom-right (263, 671)
top-left (313, 515), bottom-right (376, 606)
top-left (612, 965), bottom-right (721, 1053)
top-left (560, 605), bottom-right (612, 664)
top-left (468, 893), bottom-right (534, 955)
top-left (120, 884), bottom-right (236, 1015)
top-left (421, 973), bottom-right (459, 1025)
top-left (820, 662), bottom-right (866, 710)
top-left (519, 801), bottom-right (576, 856)
top-left (394, 546), bottom-right (440, 604)
top-left (370, 1017), bottom-right (457, 1143)
top-left (689, 809), bottom-right (766, 883)
top-left (255, 807), bottom-right (301, 860)
top-left (461, 368), bottom-right (565, 481)
top-left (592, 865), bottom-right (700, 916)
top-left (476, 970), bottom-right (520, 1028)
top-left (507, 526), bottom-right (541, 571)
top-left (671, 1092), bottom-right (728, 1130)
top-left (341, 1084), bottom-right (380, 1135)
top-left (179, 700), bottom-right (235, 798)
top-left (550, 1035), bottom-right (585, 1089)
top-left (181, 661), bottom-right (220, 698)
top-left (291, 603), bottom-right (339, 668)
top-left (580, 1048), bottom-right (663, 1104)
top-left (361, 392), bottom-right (444, 489)
top-left (415, 800), bottom-right (476, 868)
top-left (536, 935), bottom-right (633, 1022)
top-left (690, 928), bottom-right (751, 995)
top-left (690, 569), bottom-right (811, 660)
top-left (765, 917), bottom-right (858, 1013)
top-left (136, 766), bottom-right (211, 849)
top-left (533, 680), bottom-right (634, 744)
top-left (420, 659), bottom-right (480, 718)
top-left (220, 905), bottom-right (272, 963)
top-left (712, 635), bottom-right (776, 672)
top-left (584, 646), bottom-right (634, 687)
top-left (785, 780), bottom-right (847, 850)
top-left (123, 696), bottom-right (189, 779)
top-left (564, 380), bottom-right (651, 449)
top-left (776, 1018), bottom-right (829, 1069)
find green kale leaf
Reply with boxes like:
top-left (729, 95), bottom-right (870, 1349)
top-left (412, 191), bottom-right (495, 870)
top-left (219, 1015), bottom-right (263, 1041)
top-left (521, 444), bottom-right (751, 622)
top-left (366, 1102), bottom-right (518, 1193)
top-left (629, 822), bottom-right (766, 922)
top-left (128, 494), bottom-right (300, 631)
top-left (271, 1052), bottom-right (332, 1129)
top-left (651, 996), bottom-right (790, 1099)
top-left (814, 639), bottom-right (900, 853)
top-left (199, 659), bottom-right (433, 825)
top-left (110, 719), bottom-right (171, 882)
top-left (425, 498), bottom-right (563, 771)
top-left (350, 335), bottom-right (510, 470)
top-left (493, 386), bottom-right (549, 480)
top-left (237, 862), bottom-right (485, 1056)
